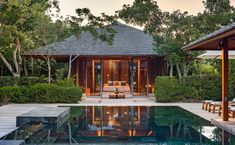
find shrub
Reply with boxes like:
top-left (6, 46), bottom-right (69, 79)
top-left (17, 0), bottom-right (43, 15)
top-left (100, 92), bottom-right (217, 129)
top-left (0, 76), bottom-right (47, 87)
top-left (56, 78), bottom-right (75, 87)
top-left (182, 76), bottom-right (221, 101)
top-left (30, 83), bottom-right (82, 103)
top-left (0, 86), bottom-right (23, 105)
top-left (155, 76), bottom-right (183, 102)
top-left (0, 83), bottom-right (82, 105)
top-left (155, 76), bottom-right (220, 102)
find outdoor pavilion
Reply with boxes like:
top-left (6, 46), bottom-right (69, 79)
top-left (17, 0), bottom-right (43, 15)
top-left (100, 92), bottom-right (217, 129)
top-left (183, 22), bottom-right (235, 121)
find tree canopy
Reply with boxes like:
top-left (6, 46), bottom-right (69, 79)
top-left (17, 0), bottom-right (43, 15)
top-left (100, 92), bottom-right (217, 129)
top-left (0, 0), bottom-right (116, 79)
top-left (118, 0), bottom-right (235, 78)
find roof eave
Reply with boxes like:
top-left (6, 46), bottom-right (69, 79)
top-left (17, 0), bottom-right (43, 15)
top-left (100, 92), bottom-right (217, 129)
top-left (183, 25), bottom-right (235, 51)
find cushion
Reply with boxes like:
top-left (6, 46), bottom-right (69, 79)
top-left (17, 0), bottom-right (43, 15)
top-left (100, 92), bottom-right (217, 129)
top-left (204, 100), bottom-right (213, 103)
top-left (230, 107), bottom-right (235, 111)
top-left (121, 81), bottom-right (127, 86)
top-left (114, 81), bottom-right (120, 86)
top-left (108, 81), bottom-right (113, 86)
top-left (211, 102), bottom-right (221, 105)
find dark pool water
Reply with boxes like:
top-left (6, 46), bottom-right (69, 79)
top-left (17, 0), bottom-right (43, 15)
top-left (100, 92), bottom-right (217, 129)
top-left (3, 106), bottom-right (235, 144)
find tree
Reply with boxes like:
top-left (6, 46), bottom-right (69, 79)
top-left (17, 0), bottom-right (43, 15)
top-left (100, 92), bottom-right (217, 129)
top-left (65, 8), bottom-right (116, 78)
top-left (117, 0), bottom-right (163, 34)
top-left (118, 1), bottom-right (200, 78)
top-left (118, 0), bottom-right (235, 78)
top-left (203, 0), bottom-right (233, 14)
top-left (0, 0), bottom-right (59, 77)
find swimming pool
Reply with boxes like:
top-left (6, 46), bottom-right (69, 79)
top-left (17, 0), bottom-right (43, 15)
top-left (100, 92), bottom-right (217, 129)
top-left (3, 106), bottom-right (235, 144)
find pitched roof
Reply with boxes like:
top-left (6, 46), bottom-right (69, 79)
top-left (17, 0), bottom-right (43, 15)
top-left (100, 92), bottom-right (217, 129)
top-left (26, 22), bottom-right (158, 57)
top-left (182, 22), bottom-right (235, 51)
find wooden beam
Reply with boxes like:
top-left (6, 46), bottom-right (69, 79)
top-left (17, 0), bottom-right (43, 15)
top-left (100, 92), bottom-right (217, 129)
top-left (222, 39), bottom-right (229, 121)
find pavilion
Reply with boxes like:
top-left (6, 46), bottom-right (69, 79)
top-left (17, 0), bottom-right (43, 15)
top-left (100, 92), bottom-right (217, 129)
top-left (183, 22), bottom-right (235, 121)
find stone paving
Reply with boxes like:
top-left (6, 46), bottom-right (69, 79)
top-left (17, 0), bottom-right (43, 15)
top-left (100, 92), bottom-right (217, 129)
top-left (0, 104), bottom-right (58, 139)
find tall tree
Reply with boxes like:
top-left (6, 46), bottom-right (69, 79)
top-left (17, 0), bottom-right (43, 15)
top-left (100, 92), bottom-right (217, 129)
top-left (0, 0), bottom-right (58, 77)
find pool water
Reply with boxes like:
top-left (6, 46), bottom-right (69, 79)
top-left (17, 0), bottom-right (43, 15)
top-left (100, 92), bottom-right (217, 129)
top-left (3, 106), bottom-right (235, 144)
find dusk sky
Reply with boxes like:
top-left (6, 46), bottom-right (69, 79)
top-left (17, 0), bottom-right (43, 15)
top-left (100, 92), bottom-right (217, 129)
top-left (58, 0), bottom-right (235, 17)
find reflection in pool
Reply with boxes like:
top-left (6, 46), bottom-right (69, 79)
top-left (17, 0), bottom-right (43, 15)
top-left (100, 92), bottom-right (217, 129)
top-left (3, 106), bottom-right (235, 144)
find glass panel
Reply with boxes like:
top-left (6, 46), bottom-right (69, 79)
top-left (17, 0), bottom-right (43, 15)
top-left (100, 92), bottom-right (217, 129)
top-left (130, 60), bottom-right (138, 95)
top-left (86, 59), bottom-right (102, 96)
top-left (102, 60), bottom-right (131, 96)
top-left (78, 59), bottom-right (86, 91)
top-left (93, 60), bottom-right (102, 95)
top-left (86, 60), bottom-right (93, 95)
top-left (139, 60), bottom-right (147, 95)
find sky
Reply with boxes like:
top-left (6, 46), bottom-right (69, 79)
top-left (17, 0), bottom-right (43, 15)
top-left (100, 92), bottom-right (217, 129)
top-left (58, 0), bottom-right (235, 18)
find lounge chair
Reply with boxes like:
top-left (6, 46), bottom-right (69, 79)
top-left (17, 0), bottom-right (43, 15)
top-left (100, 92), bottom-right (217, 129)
top-left (230, 107), bottom-right (235, 117)
top-left (219, 106), bottom-right (235, 117)
top-left (208, 101), bottom-right (222, 113)
top-left (202, 100), bottom-right (213, 110)
top-left (205, 98), bottom-right (235, 113)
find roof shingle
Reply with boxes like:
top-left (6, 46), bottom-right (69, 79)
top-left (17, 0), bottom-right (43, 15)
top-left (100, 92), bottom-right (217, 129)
top-left (26, 22), bottom-right (158, 56)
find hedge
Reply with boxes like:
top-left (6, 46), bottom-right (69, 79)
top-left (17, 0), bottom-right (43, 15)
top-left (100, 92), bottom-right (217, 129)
top-left (155, 76), bottom-right (229, 102)
top-left (154, 76), bottom-right (198, 102)
top-left (0, 83), bottom-right (82, 105)
top-left (0, 76), bottom-right (47, 87)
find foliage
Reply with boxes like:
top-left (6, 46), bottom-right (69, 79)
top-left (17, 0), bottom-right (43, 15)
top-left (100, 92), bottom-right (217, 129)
top-left (118, 0), bottom-right (235, 79)
top-left (0, 86), bottom-right (21, 105)
top-left (30, 83), bottom-right (82, 103)
top-left (0, 0), bottom-right (116, 79)
top-left (0, 83), bottom-right (82, 105)
top-left (56, 78), bottom-right (75, 87)
top-left (117, 0), bottom-right (162, 33)
top-left (0, 76), bottom-right (47, 86)
top-left (155, 76), bottom-right (181, 102)
top-left (0, 0), bottom-right (60, 77)
top-left (182, 76), bottom-right (222, 101)
top-left (155, 76), bottom-right (225, 102)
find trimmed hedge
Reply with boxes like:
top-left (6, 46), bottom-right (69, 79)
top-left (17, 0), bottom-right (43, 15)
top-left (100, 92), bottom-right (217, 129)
top-left (0, 76), bottom-right (47, 87)
top-left (0, 83), bottom-right (82, 105)
top-left (155, 76), bottom-right (227, 102)
top-left (155, 76), bottom-right (198, 102)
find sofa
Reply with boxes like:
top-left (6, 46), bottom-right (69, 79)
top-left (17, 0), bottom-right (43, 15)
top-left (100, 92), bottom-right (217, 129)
top-left (103, 81), bottom-right (130, 92)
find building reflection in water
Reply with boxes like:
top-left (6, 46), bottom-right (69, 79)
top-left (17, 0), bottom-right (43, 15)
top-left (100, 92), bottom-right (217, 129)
top-left (78, 106), bottom-right (151, 138)
top-left (72, 106), bottom-right (235, 144)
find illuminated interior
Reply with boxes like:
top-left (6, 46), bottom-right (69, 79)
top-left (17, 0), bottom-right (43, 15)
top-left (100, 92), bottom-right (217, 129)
top-left (75, 56), bottom-right (164, 97)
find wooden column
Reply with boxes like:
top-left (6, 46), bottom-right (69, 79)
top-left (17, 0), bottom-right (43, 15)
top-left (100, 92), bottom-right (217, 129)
top-left (85, 59), bottom-right (88, 91)
top-left (131, 58), bottom-right (134, 96)
top-left (146, 61), bottom-right (149, 96)
top-left (76, 59), bottom-right (79, 86)
top-left (100, 58), bottom-right (103, 97)
top-left (222, 39), bottom-right (229, 121)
